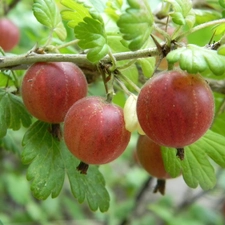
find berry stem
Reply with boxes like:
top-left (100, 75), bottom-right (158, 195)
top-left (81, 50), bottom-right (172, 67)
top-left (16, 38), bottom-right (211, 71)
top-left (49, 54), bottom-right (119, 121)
top-left (77, 161), bottom-right (89, 175)
top-left (48, 124), bottom-right (62, 141)
top-left (153, 179), bottom-right (166, 195)
top-left (176, 148), bottom-right (185, 160)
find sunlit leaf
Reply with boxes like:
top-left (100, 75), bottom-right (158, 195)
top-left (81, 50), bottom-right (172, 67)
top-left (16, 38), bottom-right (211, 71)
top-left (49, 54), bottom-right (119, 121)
top-left (105, 0), bottom-right (123, 21)
top-left (33, 0), bottom-right (66, 40)
top-left (165, 0), bottom-right (194, 26)
top-left (60, 0), bottom-right (91, 28)
top-left (75, 17), bottom-right (109, 63)
top-left (167, 44), bottom-right (225, 75)
top-left (117, 0), bottom-right (154, 50)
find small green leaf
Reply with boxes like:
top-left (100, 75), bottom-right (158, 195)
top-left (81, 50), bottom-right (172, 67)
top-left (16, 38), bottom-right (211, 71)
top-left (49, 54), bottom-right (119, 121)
top-left (167, 44), bottom-right (225, 75)
top-left (137, 58), bottom-right (155, 78)
top-left (60, 0), bottom-right (91, 28)
top-left (75, 17), bottom-right (109, 63)
top-left (22, 121), bottom-right (110, 212)
top-left (33, 0), bottom-right (66, 40)
top-left (162, 130), bottom-right (225, 190)
top-left (117, 0), bottom-right (154, 51)
top-left (161, 147), bottom-right (181, 178)
top-left (165, 0), bottom-right (193, 25)
top-left (105, 0), bottom-right (123, 21)
top-left (0, 89), bottom-right (32, 138)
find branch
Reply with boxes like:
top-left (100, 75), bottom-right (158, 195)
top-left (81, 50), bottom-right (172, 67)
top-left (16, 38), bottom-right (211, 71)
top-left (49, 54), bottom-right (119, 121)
top-left (0, 47), bottom-right (159, 70)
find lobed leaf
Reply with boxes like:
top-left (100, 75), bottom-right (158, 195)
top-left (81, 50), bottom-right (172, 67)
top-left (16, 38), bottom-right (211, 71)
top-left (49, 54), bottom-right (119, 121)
top-left (74, 17), bottom-right (109, 63)
top-left (105, 0), bottom-right (123, 21)
top-left (60, 146), bottom-right (110, 212)
top-left (117, 0), bottom-right (154, 51)
top-left (33, 0), bottom-right (66, 40)
top-left (0, 89), bottom-right (32, 138)
top-left (164, 0), bottom-right (193, 25)
top-left (60, 0), bottom-right (108, 63)
top-left (60, 0), bottom-right (91, 28)
top-left (22, 121), bottom-right (110, 212)
top-left (166, 44), bottom-right (225, 76)
top-left (162, 130), bottom-right (225, 190)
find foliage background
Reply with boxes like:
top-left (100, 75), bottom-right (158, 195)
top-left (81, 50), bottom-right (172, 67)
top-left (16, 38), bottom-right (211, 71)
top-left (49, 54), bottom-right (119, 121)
top-left (1, 0), bottom-right (225, 225)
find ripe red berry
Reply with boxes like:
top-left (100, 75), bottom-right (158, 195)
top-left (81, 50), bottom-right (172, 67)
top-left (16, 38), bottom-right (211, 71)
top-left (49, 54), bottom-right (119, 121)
top-left (64, 96), bottom-right (131, 165)
top-left (0, 18), bottom-right (20, 51)
top-left (21, 62), bottom-right (88, 123)
top-left (136, 135), bottom-right (170, 179)
top-left (136, 70), bottom-right (214, 148)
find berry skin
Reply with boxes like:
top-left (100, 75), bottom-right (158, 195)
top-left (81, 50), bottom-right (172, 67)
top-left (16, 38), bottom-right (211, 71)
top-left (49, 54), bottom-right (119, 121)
top-left (0, 18), bottom-right (20, 51)
top-left (21, 62), bottom-right (88, 123)
top-left (136, 135), bottom-right (171, 179)
top-left (63, 96), bottom-right (131, 165)
top-left (136, 70), bottom-right (214, 148)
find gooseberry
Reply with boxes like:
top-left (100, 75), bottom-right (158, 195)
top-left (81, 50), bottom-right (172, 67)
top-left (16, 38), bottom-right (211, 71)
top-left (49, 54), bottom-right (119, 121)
top-left (136, 135), bottom-right (170, 179)
top-left (136, 70), bottom-right (214, 148)
top-left (0, 18), bottom-right (20, 51)
top-left (21, 62), bottom-right (88, 123)
top-left (63, 96), bottom-right (131, 165)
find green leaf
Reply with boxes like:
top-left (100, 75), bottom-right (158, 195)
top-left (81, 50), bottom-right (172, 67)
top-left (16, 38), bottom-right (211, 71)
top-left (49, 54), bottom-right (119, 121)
top-left (33, 0), bottom-right (66, 40)
top-left (162, 130), bottom-right (225, 190)
top-left (105, 0), bottom-right (123, 21)
top-left (117, 0), bottom-right (154, 51)
top-left (217, 44), bottom-right (225, 56)
top-left (60, 0), bottom-right (91, 28)
top-left (219, 0), bottom-right (225, 8)
top-left (60, 148), bottom-right (110, 212)
top-left (213, 24), bottom-right (225, 36)
top-left (22, 121), bottom-right (110, 212)
top-left (0, 130), bottom-right (21, 154)
top-left (137, 58), bottom-right (155, 78)
top-left (164, 0), bottom-right (193, 25)
top-left (60, 0), bottom-right (108, 63)
top-left (0, 71), bottom-right (14, 87)
top-left (0, 89), bottom-right (32, 138)
top-left (166, 44), bottom-right (225, 75)
top-left (194, 9), bottom-right (221, 25)
top-left (75, 17), bottom-right (109, 63)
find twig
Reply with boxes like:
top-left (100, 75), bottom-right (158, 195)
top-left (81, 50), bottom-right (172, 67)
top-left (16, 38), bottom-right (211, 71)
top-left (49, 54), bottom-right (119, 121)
top-left (0, 46), bottom-right (160, 71)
